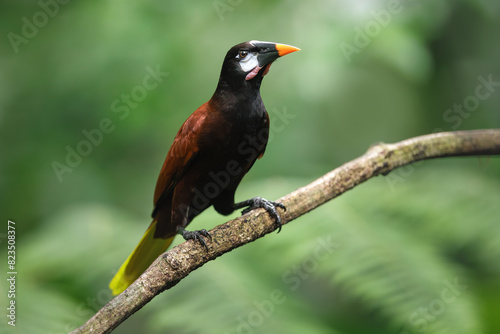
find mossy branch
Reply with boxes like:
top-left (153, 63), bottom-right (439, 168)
top-left (69, 129), bottom-right (500, 334)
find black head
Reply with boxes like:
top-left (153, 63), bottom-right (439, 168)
top-left (216, 40), bottom-right (300, 92)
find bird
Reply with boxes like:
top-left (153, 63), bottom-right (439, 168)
top-left (109, 40), bottom-right (300, 295)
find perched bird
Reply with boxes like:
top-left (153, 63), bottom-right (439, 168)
top-left (109, 40), bottom-right (300, 295)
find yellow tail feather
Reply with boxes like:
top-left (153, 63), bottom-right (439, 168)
top-left (109, 220), bottom-right (174, 295)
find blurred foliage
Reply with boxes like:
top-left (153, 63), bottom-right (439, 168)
top-left (0, 0), bottom-right (499, 333)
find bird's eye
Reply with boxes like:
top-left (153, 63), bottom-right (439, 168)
top-left (238, 50), bottom-right (248, 59)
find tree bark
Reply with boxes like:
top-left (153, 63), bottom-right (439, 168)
top-left (69, 129), bottom-right (500, 334)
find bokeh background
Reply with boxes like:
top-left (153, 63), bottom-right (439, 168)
top-left (1, 0), bottom-right (500, 333)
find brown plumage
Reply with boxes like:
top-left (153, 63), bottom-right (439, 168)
top-left (110, 40), bottom-right (299, 295)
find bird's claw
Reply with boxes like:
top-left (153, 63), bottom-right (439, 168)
top-left (241, 197), bottom-right (286, 233)
top-left (177, 227), bottom-right (211, 250)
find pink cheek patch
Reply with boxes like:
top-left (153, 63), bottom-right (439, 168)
top-left (245, 66), bottom-right (262, 81)
top-left (262, 64), bottom-right (272, 77)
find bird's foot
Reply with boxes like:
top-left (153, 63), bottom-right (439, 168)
top-left (235, 197), bottom-right (286, 233)
top-left (177, 227), bottom-right (211, 250)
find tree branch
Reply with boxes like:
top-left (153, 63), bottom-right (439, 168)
top-left (70, 129), bottom-right (500, 334)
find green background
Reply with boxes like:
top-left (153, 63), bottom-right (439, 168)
top-left (1, 0), bottom-right (500, 333)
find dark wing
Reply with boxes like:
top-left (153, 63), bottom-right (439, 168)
top-left (152, 103), bottom-right (210, 216)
